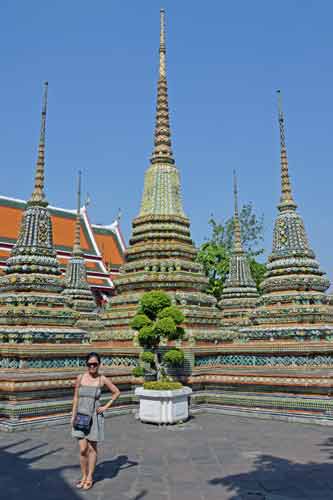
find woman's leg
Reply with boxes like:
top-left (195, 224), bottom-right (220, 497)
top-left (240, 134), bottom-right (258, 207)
top-left (86, 440), bottom-right (98, 482)
top-left (78, 438), bottom-right (89, 482)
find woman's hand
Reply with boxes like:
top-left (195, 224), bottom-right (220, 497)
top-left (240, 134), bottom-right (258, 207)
top-left (96, 405), bottom-right (108, 414)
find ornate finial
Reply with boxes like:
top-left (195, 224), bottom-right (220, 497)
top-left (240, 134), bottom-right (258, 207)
top-left (29, 82), bottom-right (49, 206)
top-left (233, 170), bottom-right (243, 253)
top-left (159, 8), bottom-right (166, 78)
top-left (150, 9), bottom-right (174, 165)
top-left (277, 90), bottom-right (297, 211)
top-left (73, 170), bottom-right (83, 256)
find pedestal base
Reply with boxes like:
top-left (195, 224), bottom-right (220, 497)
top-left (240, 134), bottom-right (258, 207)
top-left (135, 387), bottom-right (192, 424)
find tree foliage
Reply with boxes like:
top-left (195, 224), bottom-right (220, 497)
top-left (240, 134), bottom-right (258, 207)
top-left (131, 291), bottom-right (185, 382)
top-left (197, 203), bottom-right (267, 300)
top-left (130, 314), bottom-right (152, 331)
top-left (163, 349), bottom-right (184, 366)
top-left (157, 306), bottom-right (185, 324)
top-left (139, 291), bottom-right (172, 319)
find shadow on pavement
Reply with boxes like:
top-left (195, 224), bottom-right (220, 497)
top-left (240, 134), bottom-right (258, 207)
top-left (320, 436), bottom-right (333, 460)
top-left (208, 453), bottom-right (333, 499)
top-left (95, 454), bottom-right (138, 482)
top-left (2, 438), bottom-right (141, 499)
top-left (132, 490), bottom-right (148, 500)
top-left (1, 440), bottom-right (80, 500)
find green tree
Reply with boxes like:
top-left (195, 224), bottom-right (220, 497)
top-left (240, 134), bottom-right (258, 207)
top-left (197, 203), bottom-right (266, 300)
top-left (131, 291), bottom-right (185, 381)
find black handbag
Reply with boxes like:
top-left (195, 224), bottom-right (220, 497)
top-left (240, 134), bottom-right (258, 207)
top-left (73, 412), bottom-right (93, 433)
top-left (73, 376), bottom-right (100, 433)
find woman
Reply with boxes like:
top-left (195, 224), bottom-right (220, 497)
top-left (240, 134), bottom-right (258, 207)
top-left (71, 352), bottom-right (120, 491)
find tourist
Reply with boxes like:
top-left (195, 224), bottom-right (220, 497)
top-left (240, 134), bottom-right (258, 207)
top-left (71, 352), bottom-right (120, 490)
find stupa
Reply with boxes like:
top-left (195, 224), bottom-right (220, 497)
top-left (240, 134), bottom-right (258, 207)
top-left (218, 172), bottom-right (258, 327)
top-left (63, 171), bottom-right (105, 338)
top-left (0, 82), bottom-right (88, 344)
top-left (63, 171), bottom-right (97, 312)
top-left (106, 10), bottom-right (220, 342)
top-left (241, 91), bottom-right (333, 341)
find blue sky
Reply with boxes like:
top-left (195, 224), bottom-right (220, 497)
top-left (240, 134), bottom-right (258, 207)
top-left (1, 1), bottom-right (333, 278)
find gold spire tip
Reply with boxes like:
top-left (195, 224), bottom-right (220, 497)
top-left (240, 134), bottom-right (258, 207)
top-left (232, 170), bottom-right (243, 253)
top-left (159, 8), bottom-right (166, 78)
top-left (74, 170), bottom-right (82, 254)
top-left (277, 89), bottom-right (283, 117)
top-left (233, 169), bottom-right (239, 217)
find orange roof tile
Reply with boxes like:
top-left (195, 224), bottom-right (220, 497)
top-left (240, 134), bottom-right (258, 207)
top-left (0, 196), bottom-right (126, 293)
top-left (52, 216), bottom-right (90, 252)
top-left (93, 231), bottom-right (123, 266)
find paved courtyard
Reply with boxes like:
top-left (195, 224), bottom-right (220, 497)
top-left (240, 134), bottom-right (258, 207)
top-left (1, 413), bottom-right (333, 500)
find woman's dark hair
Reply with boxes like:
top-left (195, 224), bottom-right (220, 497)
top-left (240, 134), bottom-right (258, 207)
top-left (86, 352), bottom-right (101, 365)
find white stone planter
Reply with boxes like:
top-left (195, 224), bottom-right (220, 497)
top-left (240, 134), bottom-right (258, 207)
top-left (135, 386), bottom-right (192, 424)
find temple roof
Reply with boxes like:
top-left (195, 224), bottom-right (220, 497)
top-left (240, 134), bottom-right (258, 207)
top-left (0, 195), bottom-right (125, 292)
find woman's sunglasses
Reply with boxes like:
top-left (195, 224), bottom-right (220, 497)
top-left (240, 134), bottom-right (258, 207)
top-left (87, 362), bottom-right (99, 368)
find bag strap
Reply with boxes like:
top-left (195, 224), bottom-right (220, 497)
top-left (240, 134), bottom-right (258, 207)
top-left (93, 375), bottom-right (102, 400)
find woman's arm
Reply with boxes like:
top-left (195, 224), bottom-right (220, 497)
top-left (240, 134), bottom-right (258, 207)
top-left (71, 375), bottom-right (81, 425)
top-left (96, 376), bottom-right (120, 413)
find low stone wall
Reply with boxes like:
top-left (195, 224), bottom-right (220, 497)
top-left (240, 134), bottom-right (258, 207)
top-left (2, 339), bottom-right (333, 430)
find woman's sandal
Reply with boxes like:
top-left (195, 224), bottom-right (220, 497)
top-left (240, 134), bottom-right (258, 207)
top-left (82, 480), bottom-right (94, 491)
top-left (75, 479), bottom-right (86, 489)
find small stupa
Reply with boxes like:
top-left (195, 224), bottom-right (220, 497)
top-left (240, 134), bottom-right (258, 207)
top-left (63, 171), bottom-right (104, 338)
top-left (218, 172), bottom-right (258, 327)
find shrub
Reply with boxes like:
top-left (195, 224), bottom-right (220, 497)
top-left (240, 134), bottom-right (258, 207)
top-left (130, 314), bottom-right (152, 331)
top-left (154, 317), bottom-right (176, 338)
top-left (167, 326), bottom-right (185, 341)
top-left (134, 291), bottom-right (186, 381)
top-left (140, 291), bottom-right (172, 319)
top-left (138, 326), bottom-right (159, 348)
top-left (158, 306), bottom-right (184, 325)
top-left (140, 351), bottom-right (155, 364)
top-left (132, 366), bottom-right (145, 378)
top-left (163, 349), bottom-right (185, 366)
top-left (143, 380), bottom-right (183, 390)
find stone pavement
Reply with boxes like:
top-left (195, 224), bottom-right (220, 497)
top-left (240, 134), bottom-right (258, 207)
top-left (1, 413), bottom-right (333, 500)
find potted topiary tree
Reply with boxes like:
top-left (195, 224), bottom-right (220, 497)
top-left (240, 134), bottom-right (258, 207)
top-left (131, 291), bottom-right (192, 424)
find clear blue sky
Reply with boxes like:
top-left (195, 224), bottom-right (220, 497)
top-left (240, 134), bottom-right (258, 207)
top-left (1, 1), bottom-right (333, 279)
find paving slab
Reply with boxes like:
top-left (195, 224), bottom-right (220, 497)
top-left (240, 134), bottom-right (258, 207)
top-left (1, 413), bottom-right (333, 499)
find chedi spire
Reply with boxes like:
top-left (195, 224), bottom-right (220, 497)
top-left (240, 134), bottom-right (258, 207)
top-left (150, 9), bottom-right (174, 165)
top-left (0, 84), bottom-right (88, 344)
top-left (73, 170), bottom-right (83, 257)
top-left (241, 92), bottom-right (331, 342)
top-left (107, 9), bottom-right (220, 343)
top-left (139, 8), bottom-right (185, 217)
top-left (219, 172), bottom-right (258, 327)
top-left (233, 170), bottom-right (244, 254)
top-left (5, 82), bottom-right (59, 276)
top-left (29, 81), bottom-right (49, 207)
top-left (277, 90), bottom-right (297, 212)
top-left (63, 172), bottom-right (96, 313)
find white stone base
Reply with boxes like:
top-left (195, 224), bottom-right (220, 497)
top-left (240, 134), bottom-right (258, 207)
top-left (135, 387), bottom-right (192, 424)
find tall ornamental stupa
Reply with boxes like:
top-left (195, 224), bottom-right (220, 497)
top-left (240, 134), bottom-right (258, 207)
top-left (0, 83), bottom-right (88, 344)
top-left (106, 10), bottom-right (220, 341)
top-left (242, 91), bottom-right (333, 341)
